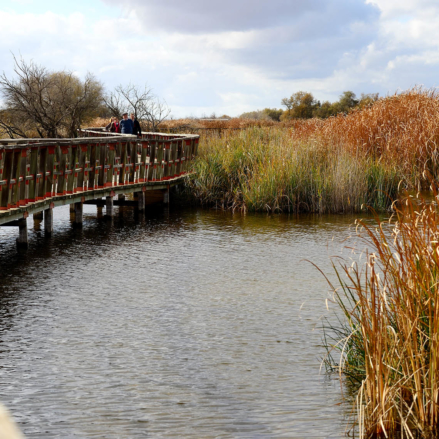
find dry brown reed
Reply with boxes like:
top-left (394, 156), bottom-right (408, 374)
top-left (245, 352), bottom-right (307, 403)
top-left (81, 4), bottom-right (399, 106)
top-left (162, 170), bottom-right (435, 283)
top-left (324, 191), bottom-right (439, 438)
top-left (291, 87), bottom-right (439, 190)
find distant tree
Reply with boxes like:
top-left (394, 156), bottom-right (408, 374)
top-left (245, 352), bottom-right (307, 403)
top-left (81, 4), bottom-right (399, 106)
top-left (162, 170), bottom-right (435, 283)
top-left (337, 91), bottom-right (359, 113)
top-left (312, 101), bottom-right (337, 118)
top-left (281, 91), bottom-right (317, 119)
top-left (358, 92), bottom-right (379, 109)
top-left (0, 56), bottom-right (104, 138)
top-left (263, 108), bottom-right (283, 121)
top-left (104, 83), bottom-right (171, 132)
top-left (240, 110), bottom-right (271, 120)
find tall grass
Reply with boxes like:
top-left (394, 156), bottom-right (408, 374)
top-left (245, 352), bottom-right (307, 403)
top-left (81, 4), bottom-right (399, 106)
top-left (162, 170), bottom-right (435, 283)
top-left (185, 127), bottom-right (399, 213)
top-left (184, 88), bottom-right (439, 213)
top-left (291, 87), bottom-right (439, 190)
top-left (324, 192), bottom-right (439, 438)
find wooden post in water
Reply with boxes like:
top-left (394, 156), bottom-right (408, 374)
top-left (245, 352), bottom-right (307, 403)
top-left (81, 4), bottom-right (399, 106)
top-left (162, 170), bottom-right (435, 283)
top-left (34, 211), bottom-right (43, 220)
top-left (16, 218), bottom-right (28, 249)
top-left (136, 191), bottom-right (145, 212)
top-left (44, 206), bottom-right (53, 236)
top-left (74, 202), bottom-right (83, 225)
top-left (106, 196), bottom-right (114, 216)
top-left (163, 184), bottom-right (170, 204)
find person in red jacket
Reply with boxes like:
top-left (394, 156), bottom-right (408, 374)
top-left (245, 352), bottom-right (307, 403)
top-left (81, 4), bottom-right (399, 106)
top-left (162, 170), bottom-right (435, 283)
top-left (106, 117), bottom-right (120, 133)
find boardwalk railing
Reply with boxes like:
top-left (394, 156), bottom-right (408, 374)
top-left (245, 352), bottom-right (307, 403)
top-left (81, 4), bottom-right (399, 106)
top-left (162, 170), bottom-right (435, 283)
top-left (0, 129), bottom-right (199, 246)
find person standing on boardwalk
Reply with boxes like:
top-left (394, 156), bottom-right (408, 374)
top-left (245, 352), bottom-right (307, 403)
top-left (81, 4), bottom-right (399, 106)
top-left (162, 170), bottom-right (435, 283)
top-left (119, 113), bottom-right (134, 134)
top-left (106, 117), bottom-right (120, 133)
top-left (131, 113), bottom-right (142, 137)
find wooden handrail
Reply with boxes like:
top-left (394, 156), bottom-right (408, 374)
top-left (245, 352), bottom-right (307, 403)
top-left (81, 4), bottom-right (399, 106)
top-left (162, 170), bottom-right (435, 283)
top-left (0, 129), bottom-right (199, 212)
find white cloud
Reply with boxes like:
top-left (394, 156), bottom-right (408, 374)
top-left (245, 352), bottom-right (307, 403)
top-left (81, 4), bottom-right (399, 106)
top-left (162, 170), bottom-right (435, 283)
top-left (0, 1), bottom-right (439, 117)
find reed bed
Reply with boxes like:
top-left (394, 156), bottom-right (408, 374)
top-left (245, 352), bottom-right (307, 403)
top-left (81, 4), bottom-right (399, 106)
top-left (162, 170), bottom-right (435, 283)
top-left (291, 87), bottom-right (439, 190)
top-left (184, 127), bottom-right (399, 213)
top-left (323, 192), bottom-right (439, 438)
top-left (183, 87), bottom-right (439, 213)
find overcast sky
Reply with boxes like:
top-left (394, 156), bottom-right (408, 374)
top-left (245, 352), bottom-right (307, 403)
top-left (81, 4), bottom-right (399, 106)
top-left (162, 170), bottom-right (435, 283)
top-left (0, 0), bottom-right (438, 117)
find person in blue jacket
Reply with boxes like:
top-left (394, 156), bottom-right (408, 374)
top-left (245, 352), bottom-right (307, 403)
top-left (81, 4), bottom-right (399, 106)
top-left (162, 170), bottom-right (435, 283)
top-left (119, 113), bottom-right (134, 134)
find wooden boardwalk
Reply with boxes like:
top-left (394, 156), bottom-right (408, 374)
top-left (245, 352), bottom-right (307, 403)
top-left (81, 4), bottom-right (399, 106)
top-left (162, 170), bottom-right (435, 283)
top-left (0, 129), bottom-right (199, 248)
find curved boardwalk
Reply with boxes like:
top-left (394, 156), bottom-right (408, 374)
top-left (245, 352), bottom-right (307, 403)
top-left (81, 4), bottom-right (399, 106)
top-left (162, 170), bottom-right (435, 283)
top-left (0, 129), bottom-right (199, 248)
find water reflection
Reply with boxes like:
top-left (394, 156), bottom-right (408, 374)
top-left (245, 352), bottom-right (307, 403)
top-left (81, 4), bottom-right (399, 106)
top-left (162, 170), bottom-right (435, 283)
top-left (0, 205), bottom-right (365, 438)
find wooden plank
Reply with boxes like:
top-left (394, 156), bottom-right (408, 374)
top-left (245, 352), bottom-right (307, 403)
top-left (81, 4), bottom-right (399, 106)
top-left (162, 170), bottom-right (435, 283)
top-left (119, 142), bottom-right (127, 185)
top-left (45, 145), bottom-right (55, 198)
top-left (88, 143), bottom-right (97, 191)
top-left (10, 150), bottom-right (22, 209)
top-left (106, 143), bottom-right (115, 187)
top-left (28, 147), bottom-right (38, 203)
top-left (37, 146), bottom-right (48, 201)
top-left (139, 141), bottom-right (148, 183)
top-left (67, 145), bottom-right (78, 195)
top-left (76, 144), bottom-right (87, 193)
top-left (98, 141), bottom-right (107, 188)
top-left (56, 145), bottom-right (68, 196)
top-left (156, 141), bottom-right (164, 181)
top-left (19, 148), bottom-right (27, 206)
top-left (0, 150), bottom-right (12, 210)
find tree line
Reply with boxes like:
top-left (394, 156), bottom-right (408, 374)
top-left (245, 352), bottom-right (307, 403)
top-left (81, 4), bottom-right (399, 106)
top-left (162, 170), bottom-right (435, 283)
top-left (0, 57), bottom-right (170, 139)
top-left (240, 91), bottom-right (379, 121)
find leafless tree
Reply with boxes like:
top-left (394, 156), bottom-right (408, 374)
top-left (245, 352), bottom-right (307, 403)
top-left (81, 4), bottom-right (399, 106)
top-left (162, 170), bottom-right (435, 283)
top-left (144, 98), bottom-right (171, 132)
top-left (0, 56), bottom-right (104, 138)
top-left (104, 83), bottom-right (171, 132)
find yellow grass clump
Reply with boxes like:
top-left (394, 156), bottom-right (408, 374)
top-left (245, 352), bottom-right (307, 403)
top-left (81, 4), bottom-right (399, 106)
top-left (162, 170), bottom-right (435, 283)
top-left (324, 192), bottom-right (439, 438)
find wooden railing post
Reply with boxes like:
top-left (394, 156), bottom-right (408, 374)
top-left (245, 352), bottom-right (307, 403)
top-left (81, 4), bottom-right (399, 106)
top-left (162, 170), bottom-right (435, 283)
top-left (56, 145), bottom-right (69, 196)
top-left (119, 142), bottom-right (127, 185)
top-left (37, 146), bottom-right (47, 201)
top-left (46, 145), bottom-right (55, 198)
top-left (28, 147), bottom-right (38, 203)
top-left (10, 149), bottom-right (22, 209)
top-left (98, 142), bottom-right (107, 188)
top-left (76, 144), bottom-right (87, 193)
top-left (106, 143), bottom-right (115, 187)
top-left (19, 148), bottom-right (28, 206)
top-left (88, 143), bottom-right (97, 191)
top-left (156, 141), bottom-right (164, 181)
top-left (67, 145), bottom-right (78, 195)
top-left (139, 141), bottom-right (148, 182)
top-left (0, 149), bottom-right (13, 210)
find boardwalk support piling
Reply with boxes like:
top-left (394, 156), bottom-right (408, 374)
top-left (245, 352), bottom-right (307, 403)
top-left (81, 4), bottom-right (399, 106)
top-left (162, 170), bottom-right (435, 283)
top-left (44, 207), bottom-right (53, 236)
top-left (163, 185), bottom-right (170, 205)
top-left (33, 211), bottom-right (43, 220)
top-left (137, 191), bottom-right (145, 212)
top-left (16, 219), bottom-right (28, 249)
top-left (74, 202), bottom-right (83, 225)
top-left (106, 196), bottom-right (114, 216)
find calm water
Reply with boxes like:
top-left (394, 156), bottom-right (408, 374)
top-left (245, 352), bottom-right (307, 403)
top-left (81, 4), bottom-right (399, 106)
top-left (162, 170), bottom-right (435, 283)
top-left (0, 204), bottom-right (360, 438)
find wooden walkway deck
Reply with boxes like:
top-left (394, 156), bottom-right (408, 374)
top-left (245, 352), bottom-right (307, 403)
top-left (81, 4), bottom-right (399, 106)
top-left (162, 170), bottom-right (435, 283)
top-left (0, 129), bottom-right (199, 248)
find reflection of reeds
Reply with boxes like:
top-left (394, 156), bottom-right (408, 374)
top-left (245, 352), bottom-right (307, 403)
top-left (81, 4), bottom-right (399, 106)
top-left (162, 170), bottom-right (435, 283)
top-left (324, 192), bottom-right (439, 438)
top-left (185, 127), bottom-right (399, 213)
